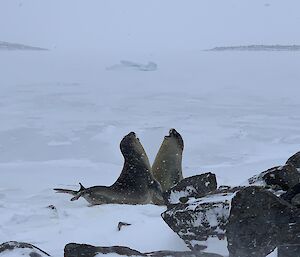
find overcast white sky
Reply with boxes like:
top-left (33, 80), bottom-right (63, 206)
top-left (1, 0), bottom-right (300, 53)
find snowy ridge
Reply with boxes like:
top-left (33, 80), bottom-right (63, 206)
top-left (0, 41), bottom-right (48, 51)
top-left (208, 45), bottom-right (300, 52)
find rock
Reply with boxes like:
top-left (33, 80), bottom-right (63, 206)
top-left (46, 205), bottom-right (56, 211)
top-left (0, 241), bottom-right (50, 257)
top-left (162, 187), bottom-right (240, 250)
top-left (291, 193), bottom-right (300, 206)
top-left (117, 221), bottom-right (131, 231)
top-left (286, 151), bottom-right (300, 169)
top-left (248, 164), bottom-right (300, 191)
top-left (226, 187), bottom-right (300, 257)
top-left (278, 245), bottom-right (300, 257)
top-left (163, 173), bottom-right (217, 206)
top-left (64, 243), bottom-right (223, 257)
top-left (280, 183), bottom-right (300, 207)
top-left (248, 152), bottom-right (300, 192)
top-left (146, 250), bottom-right (223, 257)
top-left (162, 186), bottom-right (300, 257)
top-left (64, 243), bottom-right (142, 257)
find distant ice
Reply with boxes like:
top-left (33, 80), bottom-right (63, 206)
top-left (207, 45), bottom-right (300, 51)
top-left (106, 61), bottom-right (157, 71)
top-left (0, 41), bottom-right (48, 51)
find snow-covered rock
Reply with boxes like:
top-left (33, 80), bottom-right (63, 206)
top-left (248, 164), bottom-right (300, 191)
top-left (162, 187), bottom-right (239, 251)
top-left (0, 241), bottom-right (50, 257)
top-left (162, 186), bottom-right (300, 257)
top-left (163, 173), bottom-right (217, 206)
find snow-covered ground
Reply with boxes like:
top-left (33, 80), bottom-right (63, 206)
top-left (1, 0), bottom-right (300, 256)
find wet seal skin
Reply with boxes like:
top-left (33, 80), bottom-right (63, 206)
top-left (54, 132), bottom-right (163, 205)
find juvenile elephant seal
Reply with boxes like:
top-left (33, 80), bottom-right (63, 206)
top-left (152, 129), bottom-right (184, 193)
top-left (54, 132), bottom-right (163, 205)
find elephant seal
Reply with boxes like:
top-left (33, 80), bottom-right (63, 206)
top-left (54, 132), bottom-right (163, 205)
top-left (152, 128), bottom-right (184, 193)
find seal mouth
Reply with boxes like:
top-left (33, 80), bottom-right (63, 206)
top-left (165, 128), bottom-right (177, 139)
top-left (120, 132), bottom-right (142, 156)
top-left (164, 128), bottom-right (184, 149)
top-left (127, 131), bottom-right (140, 141)
top-left (128, 132), bottom-right (136, 138)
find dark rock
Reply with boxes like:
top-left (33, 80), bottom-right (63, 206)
top-left (280, 183), bottom-right (300, 207)
top-left (0, 241), bottom-right (50, 256)
top-left (291, 193), bottom-right (300, 206)
top-left (64, 243), bottom-right (223, 257)
top-left (47, 205), bottom-right (56, 211)
top-left (30, 253), bottom-right (43, 257)
top-left (162, 185), bottom-right (300, 257)
top-left (163, 173), bottom-right (217, 206)
top-left (248, 164), bottom-right (300, 191)
top-left (162, 187), bottom-right (240, 250)
top-left (117, 221), bottom-right (131, 231)
top-left (146, 250), bottom-right (222, 257)
top-left (217, 185), bottom-right (231, 190)
top-left (286, 151), bottom-right (300, 169)
top-left (64, 243), bottom-right (142, 256)
top-left (278, 245), bottom-right (300, 257)
top-left (226, 186), bottom-right (300, 257)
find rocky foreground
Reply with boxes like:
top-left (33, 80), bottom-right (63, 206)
top-left (1, 152), bottom-right (300, 257)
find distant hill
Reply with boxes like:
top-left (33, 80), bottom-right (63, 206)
top-left (207, 45), bottom-right (300, 51)
top-left (0, 41), bottom-right (48, 51)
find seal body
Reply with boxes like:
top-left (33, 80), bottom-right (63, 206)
top-left (152, 129), bottom-right (184, 193)
top-left (54, 132), bottom-right (163, 205)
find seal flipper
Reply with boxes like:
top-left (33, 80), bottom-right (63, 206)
top-left (79, 182), bottom-right (86, 191)
top-left (70, 182), bottom-right (86, 201)
top-left (53, 188), bottom-right (78, 196)
top-left (54, 182), bottom-right (86, 200)
top-left (70, 193), bottom-right (82, 201)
